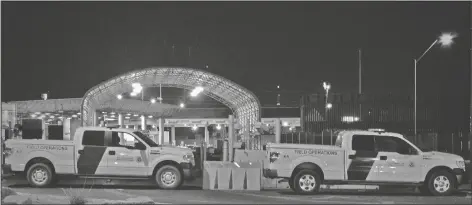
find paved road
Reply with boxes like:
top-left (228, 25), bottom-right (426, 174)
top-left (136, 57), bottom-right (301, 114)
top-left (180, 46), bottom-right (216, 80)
top-left (4, 181), bottom-right (471, 204)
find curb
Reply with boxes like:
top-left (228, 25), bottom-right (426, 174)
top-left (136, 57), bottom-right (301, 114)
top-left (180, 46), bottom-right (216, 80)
top-left (15, 192), bottom-right (165, 204)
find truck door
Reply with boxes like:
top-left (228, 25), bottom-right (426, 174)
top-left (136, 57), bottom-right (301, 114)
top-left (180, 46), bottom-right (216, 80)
top-left (104, 131), bottom-right (148, 177)
top-left (374, 136), bottom-right (422, 182)
top-left (76, 130), bottom-right (109, 175)
top-left (346, 134), bottom-right (380, 181)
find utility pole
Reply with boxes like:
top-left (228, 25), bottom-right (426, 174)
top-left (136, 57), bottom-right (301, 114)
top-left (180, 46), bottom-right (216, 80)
top-left (358, 49), bottom-right (362, 122)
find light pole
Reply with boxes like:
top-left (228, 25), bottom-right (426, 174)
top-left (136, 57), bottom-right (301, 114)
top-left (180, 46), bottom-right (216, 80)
top-left (414, 32), bottom-right (456, 143)
top-left (323, 82), bottom-right (331, 121)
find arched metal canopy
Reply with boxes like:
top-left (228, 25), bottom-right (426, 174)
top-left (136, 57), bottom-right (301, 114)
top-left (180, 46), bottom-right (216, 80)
top-left (81, 67), bottom-right (261, 131)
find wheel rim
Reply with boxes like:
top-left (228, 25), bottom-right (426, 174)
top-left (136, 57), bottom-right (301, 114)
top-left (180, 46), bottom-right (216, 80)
top-left (433, 175), bottom-right (451, 193)
top-left (31, 167), bottom-right (48, 185)
top-left (160, 170), bottom-right (177, 186)
top-left (298, 174), bottom-right (316, 192)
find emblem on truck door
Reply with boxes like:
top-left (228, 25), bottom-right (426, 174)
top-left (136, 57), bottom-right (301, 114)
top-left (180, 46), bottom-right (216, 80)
top-left (409, 162), bottom-right (415, 167)
top-left (137, 157), bottom-right (142, 162)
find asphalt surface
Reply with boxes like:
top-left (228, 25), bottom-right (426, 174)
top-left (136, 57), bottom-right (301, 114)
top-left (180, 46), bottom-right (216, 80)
top-left (3, 180), bottom-right (471, 204)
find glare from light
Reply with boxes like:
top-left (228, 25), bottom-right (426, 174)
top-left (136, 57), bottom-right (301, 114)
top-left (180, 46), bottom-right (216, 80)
top-left (277, 85), bottom-right (280, 89)
top-left (117, 94), bottom-right (123, 99)
top-left (282, 122), bottom-right (289, 127)
top-left (180, 103), bottom-right (185, 108)
top-left (323, 82), bottom-right (331, 91)
top-left (148, 115), bottom-right (153, 119)
top-left (150, 98), bottom-right (156, 104)
top-left (130, 92), bottom-right (138, 97)
top-left (192, 125), bottom-right (198, 131)
top-left (438, 32), bottom-right (457, 47)
top-left (216, 124), bottom-right (222, 130)
top-left (132, 83), bottom-right (142, 89)
top-left (354, 117), bottom-right (360, 121)
top-left (190, 86), bottom-right (204, 97)
top-left (326, 103), bottom-right (333, 109)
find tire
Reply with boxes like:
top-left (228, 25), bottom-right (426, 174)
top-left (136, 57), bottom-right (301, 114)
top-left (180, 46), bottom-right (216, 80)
top-left (288, 178), bottom-right (296, 191)
top-left (26, 163), bottom-right (54, 188)
top-left (155, 165), bottom-right (183, 190)
top-left (426, 170), bottom-right (456, 196)
top-left (292, 169), bottom-right (321, 195)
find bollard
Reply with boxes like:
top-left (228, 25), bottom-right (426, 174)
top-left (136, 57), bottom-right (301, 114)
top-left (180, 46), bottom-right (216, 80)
top-left (223, 140), bottom-right (229, 162)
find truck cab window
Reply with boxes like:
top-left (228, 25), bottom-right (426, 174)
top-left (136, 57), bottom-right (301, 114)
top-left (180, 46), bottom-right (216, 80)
top-left (351, 135), bottom-right (375, 151)
top-left (111, 131), bottom-right (139, 148)
top-left (82, 131), bottom-right (105, 146)
top-left (376, 136), bottom-right (417, 155)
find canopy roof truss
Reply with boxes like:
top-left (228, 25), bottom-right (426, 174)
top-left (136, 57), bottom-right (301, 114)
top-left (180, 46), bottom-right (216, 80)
top-left (81, 67), bottom-right (261, 132)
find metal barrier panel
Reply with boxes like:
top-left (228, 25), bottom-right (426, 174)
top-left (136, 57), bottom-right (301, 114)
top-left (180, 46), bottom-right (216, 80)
top-left (202, 161), bottom-right (261, 191)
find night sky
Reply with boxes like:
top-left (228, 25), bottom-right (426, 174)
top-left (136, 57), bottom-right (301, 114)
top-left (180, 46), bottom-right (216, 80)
top-left (2, 2), bottom-right (470, 107)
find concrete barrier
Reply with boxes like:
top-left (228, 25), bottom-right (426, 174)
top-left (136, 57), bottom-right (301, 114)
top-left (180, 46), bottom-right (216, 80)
top-left (202, 161), bottom-right (261, 191)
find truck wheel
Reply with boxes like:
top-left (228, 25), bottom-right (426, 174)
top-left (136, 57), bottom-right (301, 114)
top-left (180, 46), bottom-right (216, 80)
top-left (293, 169), bottom-right (321, 195)
top-left (155, 165), bottom-right (183, 190)
top-left (26, 163), bottom-right (54, 188)
top-left (426, 170), bottom-right (456, 196)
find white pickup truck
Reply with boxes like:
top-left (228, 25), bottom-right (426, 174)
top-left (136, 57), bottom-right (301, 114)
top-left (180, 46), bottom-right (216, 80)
top-left (2, 126), bottom-right (199, 189)
top-left (263, 129), bottom-right (466, 196)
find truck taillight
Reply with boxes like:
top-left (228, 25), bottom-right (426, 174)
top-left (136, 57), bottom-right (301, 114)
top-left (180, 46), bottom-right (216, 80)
top-left (269, 151), bottom-right (280, 163)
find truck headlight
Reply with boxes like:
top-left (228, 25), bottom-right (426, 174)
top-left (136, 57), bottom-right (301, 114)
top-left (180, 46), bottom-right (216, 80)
top-left (456, 160), bottom-right (465, 169)
top-left (183, 154), bottom-right (194, 162)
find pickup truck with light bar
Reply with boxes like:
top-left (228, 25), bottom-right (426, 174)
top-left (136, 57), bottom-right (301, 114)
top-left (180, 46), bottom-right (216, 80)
top-left (263, 129), bottom-right (466, 196)
top-left (2, 126), bottom-right (199, 189)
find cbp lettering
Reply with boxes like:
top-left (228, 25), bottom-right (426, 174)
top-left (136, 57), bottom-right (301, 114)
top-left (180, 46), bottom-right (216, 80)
top-left (294, 149), bottom-right (338, 156)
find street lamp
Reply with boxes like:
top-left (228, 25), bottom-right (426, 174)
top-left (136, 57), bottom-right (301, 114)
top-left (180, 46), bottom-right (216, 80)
top-left (414, 32), bottom-right (456, 141)
top-left (323, 82), bottom-right (331, 120)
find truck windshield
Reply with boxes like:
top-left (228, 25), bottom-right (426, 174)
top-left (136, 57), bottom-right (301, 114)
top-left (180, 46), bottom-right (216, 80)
top-left (133, 131), bottom-right (159, 147)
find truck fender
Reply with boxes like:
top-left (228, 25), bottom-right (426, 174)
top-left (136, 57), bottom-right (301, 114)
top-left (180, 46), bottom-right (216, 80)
top-left (290, 156), bottom-right (326, 180)
top-left (24, 151), bottom-right (57, 172)
top-left (149, 155), bottom-right (183, 175)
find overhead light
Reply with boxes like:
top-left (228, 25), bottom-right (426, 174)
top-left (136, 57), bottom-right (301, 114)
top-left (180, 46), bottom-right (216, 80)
top-left (130, 92), bottom-right (138, 97)
top-left (117, 94), bottom-right (123, 99)
top-left (192, 125), bottom-right (198, 131)
top-left (110, 115), bottom-right (116, 118)
top-left (125, 116), bottom-right (130, 119)
top-left (126, 125), bottom-right (129, 128)
top-left (282, 122), bottom-right (289, 127)
top-left (148, 115), bottom-right (153, 118)
top-left (77, 112), bottom-right (81, 115)
top-left (127, 113), bottom-right (131, 116)
top-left (152, 125), bottom-right (156, 128)
top-left (180, 103), bottom-right (185, 108)
top-left (50, 115), bottom-right (55, 118)
top-left (326, 103), bottom-right (333, 109)
top-left (132, 83), bottom-right (142, 89)
top-left (110, 112), bottom-right (115, 115)
top-left (72, 114), bottom-right (78, 118)
top-left (133, 114), bottom-right (139, 117)
top-left (190, 86), bottom-right (204, 97)
top-left (44, 113), bottom-right (50, 115)
top-left (34, 112), bottom-right (41, 115)
top-left (150, 98), bottom-right (156, 104)
top-left (216, 124), bottom-right (222, 130)
top-left (31, 114), bottom-right (37, 118)
top-left (102, 112), bottom-right (107, 114)
top-left (67, 117), bottom-right (72, 120)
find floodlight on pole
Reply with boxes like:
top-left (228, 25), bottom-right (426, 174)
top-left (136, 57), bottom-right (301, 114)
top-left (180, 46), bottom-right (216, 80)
top-left (413, 32), bottom-right (456, 143)
top-left (326, 103), bottom-right (333, 109)
top-left (150, 98), bottom-right (156, 104)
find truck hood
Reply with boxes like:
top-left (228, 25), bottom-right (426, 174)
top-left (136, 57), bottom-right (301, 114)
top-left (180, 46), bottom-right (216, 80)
top-left (422, 151), bottom-right (463, 161)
